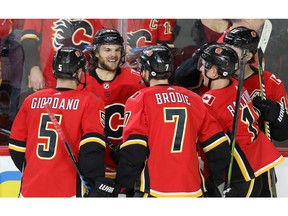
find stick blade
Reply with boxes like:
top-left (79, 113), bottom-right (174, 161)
top-left (257, 19), bottom-right (272, 53)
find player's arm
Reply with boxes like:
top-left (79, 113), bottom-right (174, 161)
top-left (252, 75), bottom-right (288, 141)
top-left (199, 131), bottom-right (230, 186)
top-left (21, 27), bottom-right (45, 90)
top-left (157, 19), bottom-right (176, 48)
top-left (175, 42), bottom-right (216, 89)
top-left (79, 96), bottom-right (107, 185)
top-left (116, 95), bottom-right (147, 189)
top-left (79, 132), bottom-right (106, 186)
top-left (116, 134), bottom-right (148, 189)
top-left (20, 29), bottom-right (41, 74)
top-left (8, 106), bottom-right (28, 171)
top-left (8, 138), bottom-right (26, 171)
top-left (253, 96), bottom-right (288, 141)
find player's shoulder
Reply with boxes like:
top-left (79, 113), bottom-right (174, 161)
top-left (263, 70), bottom-right (284, 85)
top-left (120, 67), bottom-right (141, 78)
top-left (125, 87), bottom-right (149, 102)
top-left (77, 88), bottom-right (105, 106)
top-left (173, 85), bottom-right (203, 99)
top-left (263, 70), bottom-right (274, 77)
top-left (77, 88), bottom-right (101, 99)
top-left (141, 85), bottom-right (200, 100)
top-left (25, 88), bottom-right (53, 100)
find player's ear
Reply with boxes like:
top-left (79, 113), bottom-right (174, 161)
top-left (211, 66), bottom-right (219, 78)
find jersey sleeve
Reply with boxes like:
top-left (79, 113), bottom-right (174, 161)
top-left (265, 72), bottom-right (288, 141)
top-left (116, 92), bottom-right (148, 188)
top-left (157, 19), bottom-right (176, 47)
top-left (79, 93), bottom-right (107, 184)
top-left (197, 104), bottom-right (230, 184)
top-left (20, 19), bottom-right (42, 71)
top-left (9, 99), bottom-right (29, 171)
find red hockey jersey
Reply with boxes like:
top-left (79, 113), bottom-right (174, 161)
top-left (79, 67), bottom-right (146, 175)
top-left (119, 85), bottom-right (230, 197)
top-left (126, 19), bottom-right (176, 48)
top-left (202, 79), bottom-right (284, 180)
top-left (241, 70), bottom-right (288, 107)
top-left (9, 88), bottom-right (106, 197)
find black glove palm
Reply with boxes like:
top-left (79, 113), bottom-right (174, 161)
top-left (252, 96), bottom-right (283, 124)
top-left (204, 177), bottom-right (222, 197)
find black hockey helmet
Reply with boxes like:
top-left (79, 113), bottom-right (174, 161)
top-left (199, 43), bottom-right (239, 77)
top-left (138, 45), bottom-right (174, 79)
top-left (53, 47), bottom-right (87, 79)
top-left (223, 26), bottom-right (260, 54)
top-left (93, 28), bottom-right (124, 46)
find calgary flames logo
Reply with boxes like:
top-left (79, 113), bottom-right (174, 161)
top-left (52, 19), bottom-right (94, 51)
top-left (127, 29), bottom-right (152, 48)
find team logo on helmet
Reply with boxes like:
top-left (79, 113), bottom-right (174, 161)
top-left (215, 47), bottom-right (223, 54)
top-left (75, 50), bottom-right (80, 57)
top-left (251, 31), bottom-right (257, 37)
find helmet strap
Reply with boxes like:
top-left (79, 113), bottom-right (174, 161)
top-left (76, 71), bottom-right (87, 89)
top-left (204, 68), bottom-right (220, 89)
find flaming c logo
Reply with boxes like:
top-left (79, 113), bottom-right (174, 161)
top-left (127, 29), bottom-right (152, 48)
top-left (52, 19), bottom-right (94, 51)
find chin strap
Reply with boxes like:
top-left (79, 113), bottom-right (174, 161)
top-left (76, 71), bottom-right (87, 89)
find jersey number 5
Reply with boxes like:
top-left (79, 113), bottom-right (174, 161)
top-left (36, 113), bottom-right (62, 159)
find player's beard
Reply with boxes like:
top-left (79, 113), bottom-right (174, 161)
top-left (98, 58), bottom-right (120, 72)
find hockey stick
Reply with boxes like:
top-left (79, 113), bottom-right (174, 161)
top-left (257, 19), bottom-right (277, 197)
top-left (44, 103), bottom-right (90, 193)
top-left (258, 19), bottom-right (273, 139)
top-left (224, 50), bottom-right (248, 196)
top-left (0, 128), bottom-right (10, 136)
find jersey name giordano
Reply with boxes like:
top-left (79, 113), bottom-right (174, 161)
top-left (31, 97), bottom-right (80, 110)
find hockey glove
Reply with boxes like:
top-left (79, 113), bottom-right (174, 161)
top-left (204, 177), bottom-right (223, 197)
top-left (223, 187), bottom-right (238, 197)
top-left (174, 50), bottom-right (202, 88)
top-left (253, 96), bottom-right (285, 125)
top-left (84, 177), bottom-right (117, 197)
top-left (174, 42), bottom-right (216, 89)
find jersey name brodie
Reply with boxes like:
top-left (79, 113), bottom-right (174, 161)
top-left (31, 97), bottom-right (80, 110)
top-left (155, 92), bottom-right (191, 105)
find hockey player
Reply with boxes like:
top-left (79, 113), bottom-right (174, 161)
top-left (79, 28), bottom-right (146, 190)
top-left (116, 45), bottom-right (231, 197)
top-left (8, 47), bottom-right (113, 197)
top-left (198, 43), bottom-right (284, 197)
top-left (223, 27), bottom-right (288, 197)
top-left (174, 42), bottom-right (214, 95)
top-left (20, 19), bottom-right (103, 90)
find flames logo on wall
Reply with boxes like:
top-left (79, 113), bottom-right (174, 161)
top-left (127, 29), bottom-right (152, 48)
top-left (52, 19), bottom-right (94, 51)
